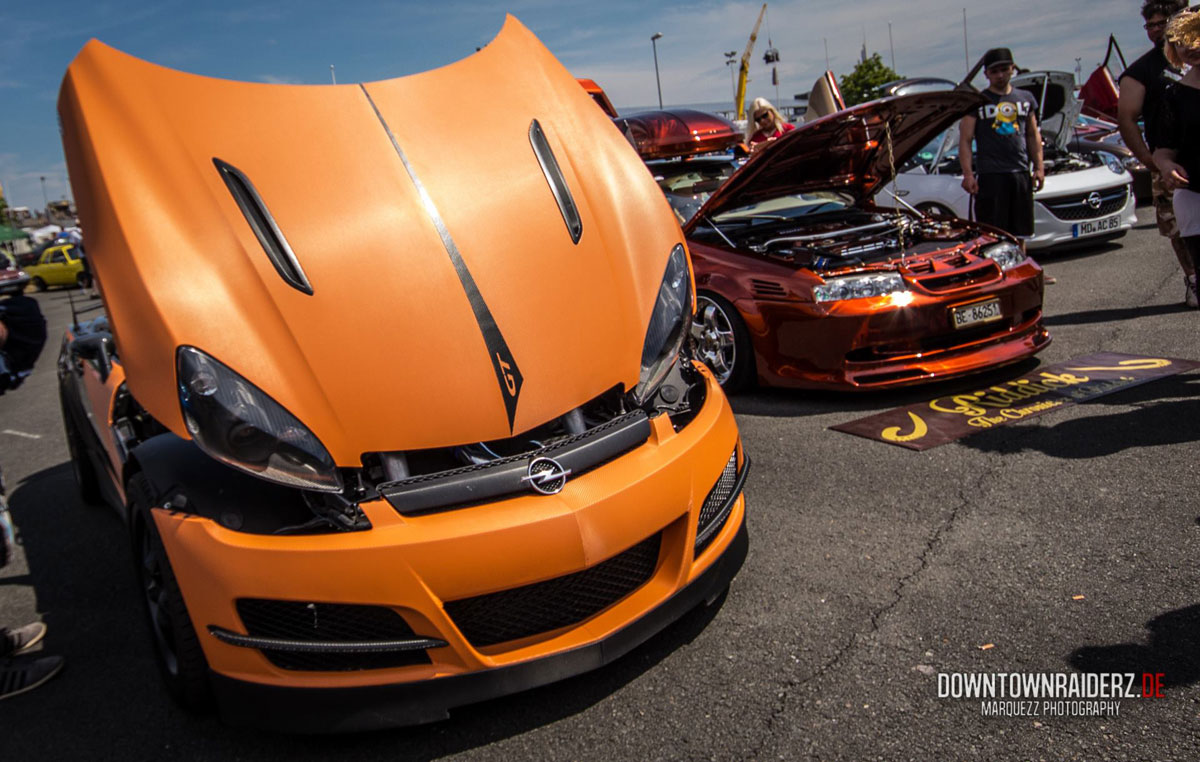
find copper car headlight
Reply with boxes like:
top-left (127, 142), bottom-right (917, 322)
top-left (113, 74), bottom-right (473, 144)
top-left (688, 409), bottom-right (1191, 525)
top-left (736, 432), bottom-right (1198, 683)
top-left (982, 242), bottom-right (1028, 271)
top-left (176, 346), bottom-right (342, 492)
top-left (634, 244), bottom-right (693, 404)
top-left (812, 272), bottom-right (906, 303)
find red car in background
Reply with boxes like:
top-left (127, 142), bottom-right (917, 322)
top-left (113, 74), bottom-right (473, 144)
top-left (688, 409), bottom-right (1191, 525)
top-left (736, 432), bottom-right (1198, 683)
top-left (624, 93), bottom-right (1050, 391)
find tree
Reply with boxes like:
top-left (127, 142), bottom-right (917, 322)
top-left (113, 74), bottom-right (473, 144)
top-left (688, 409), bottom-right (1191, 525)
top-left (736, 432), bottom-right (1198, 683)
top-left (840, 53), bottom-right (902, 106)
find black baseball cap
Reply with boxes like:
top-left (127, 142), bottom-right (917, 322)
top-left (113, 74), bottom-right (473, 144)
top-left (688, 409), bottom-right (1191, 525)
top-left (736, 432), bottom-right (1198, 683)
top-left (982, 47), bottom-right (1015, 70)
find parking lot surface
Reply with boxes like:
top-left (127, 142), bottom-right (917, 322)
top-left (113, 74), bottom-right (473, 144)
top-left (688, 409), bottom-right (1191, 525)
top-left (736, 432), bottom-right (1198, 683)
top-left (2, 208), bottom-right (1197, 760)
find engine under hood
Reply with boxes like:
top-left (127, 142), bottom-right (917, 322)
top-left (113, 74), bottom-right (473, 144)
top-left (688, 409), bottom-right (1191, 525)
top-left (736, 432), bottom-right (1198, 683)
top-left (57, 16), bottom-right (680, 462)
top-left (687, 91), bottom-right (985, 229)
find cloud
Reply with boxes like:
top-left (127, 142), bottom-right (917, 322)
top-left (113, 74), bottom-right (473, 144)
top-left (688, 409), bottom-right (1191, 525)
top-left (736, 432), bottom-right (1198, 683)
top-left (259, 74), bottom-right (304, 84)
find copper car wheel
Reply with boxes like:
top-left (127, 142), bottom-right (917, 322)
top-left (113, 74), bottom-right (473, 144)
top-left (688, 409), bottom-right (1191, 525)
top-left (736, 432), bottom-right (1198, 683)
top-left (692, 293), bottom-right (752, 391)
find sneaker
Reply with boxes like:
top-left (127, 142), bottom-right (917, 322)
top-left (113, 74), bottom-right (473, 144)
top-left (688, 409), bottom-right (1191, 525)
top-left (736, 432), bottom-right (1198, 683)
top-left (1187, 275), bottom-right (1198, 309)
top-left (0, 655), bottom-right (64, 700)
top-left (0, 622), bottom-right (46, 658)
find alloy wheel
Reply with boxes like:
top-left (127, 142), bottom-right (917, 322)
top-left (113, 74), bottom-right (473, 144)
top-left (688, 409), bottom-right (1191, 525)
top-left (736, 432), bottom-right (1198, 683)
top-left (691, 295), bottom-right (737, 385)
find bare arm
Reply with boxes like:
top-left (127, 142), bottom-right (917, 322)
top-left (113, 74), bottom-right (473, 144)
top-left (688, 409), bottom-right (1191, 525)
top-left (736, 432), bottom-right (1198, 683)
top-left (959, 115), bottom-right (978, 194)
top-left (1026, 112), bottom-right (1045, 192)
top-left (1154, 147), bottom-right (1189, 190)
top-left (1117, 78), bottom-right (1155, 168)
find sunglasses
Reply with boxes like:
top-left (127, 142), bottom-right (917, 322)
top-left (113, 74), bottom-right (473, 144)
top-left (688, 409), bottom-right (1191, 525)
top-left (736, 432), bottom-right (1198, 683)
top-left (755, 112), bottom-right (772, 123)
top-left (1145, 20), bottom-right (1167, 30)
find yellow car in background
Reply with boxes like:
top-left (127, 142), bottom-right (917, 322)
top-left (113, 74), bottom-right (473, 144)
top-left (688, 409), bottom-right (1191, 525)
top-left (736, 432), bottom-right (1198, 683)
top-left (23, 243), bottom-right (88, 290)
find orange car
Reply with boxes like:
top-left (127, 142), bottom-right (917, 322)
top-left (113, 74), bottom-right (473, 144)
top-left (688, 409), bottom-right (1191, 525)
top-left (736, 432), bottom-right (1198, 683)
top-left (57, 17), bottom-right (747, 731)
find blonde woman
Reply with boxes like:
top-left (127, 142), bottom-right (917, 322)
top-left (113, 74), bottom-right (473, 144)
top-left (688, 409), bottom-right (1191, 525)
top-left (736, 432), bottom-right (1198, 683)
top-left (1153, 7), bottom-right (1200, 305)
top-left (746, 97), bottom-right (793, 152)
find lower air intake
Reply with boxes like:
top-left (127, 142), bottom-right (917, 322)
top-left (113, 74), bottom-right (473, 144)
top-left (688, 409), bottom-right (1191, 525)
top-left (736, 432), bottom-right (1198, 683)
top-left (695, 449), bottom-right (739, 556)
top-left (445, 533), bottom-right (662, 648)
top-left (236, 599), bottom-right (431, 672)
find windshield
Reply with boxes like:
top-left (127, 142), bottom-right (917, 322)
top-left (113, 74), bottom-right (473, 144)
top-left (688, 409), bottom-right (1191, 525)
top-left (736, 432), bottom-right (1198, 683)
top-left (649, 157), bottom-right (854, 225)
top-left (711, 192), bottom-right (856, 223)
top-left (650, 158), bottom-right (739, 225)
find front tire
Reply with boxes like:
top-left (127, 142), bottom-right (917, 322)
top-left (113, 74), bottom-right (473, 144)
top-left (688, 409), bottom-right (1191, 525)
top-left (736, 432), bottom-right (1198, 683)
top-left (127, 473), bottom-right (213, 711)
top-left (691, 293), bottom-right (754, 392)
top-left (60, 393), bottom-right (103, 505)
top-left (31, 277), bottom-right (47, 292)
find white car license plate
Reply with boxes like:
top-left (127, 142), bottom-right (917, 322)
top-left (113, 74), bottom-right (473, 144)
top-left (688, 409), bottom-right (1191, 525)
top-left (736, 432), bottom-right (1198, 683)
top-left (951, 298), bottom-right (1003, 330)
top-left (1072, 214), bottom-right (1121, 238)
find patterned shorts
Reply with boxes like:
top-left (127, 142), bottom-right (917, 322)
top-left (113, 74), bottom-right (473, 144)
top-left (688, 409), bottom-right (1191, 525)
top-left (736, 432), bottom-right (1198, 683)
top-left (1152, 170), bottom-right (1181, 239)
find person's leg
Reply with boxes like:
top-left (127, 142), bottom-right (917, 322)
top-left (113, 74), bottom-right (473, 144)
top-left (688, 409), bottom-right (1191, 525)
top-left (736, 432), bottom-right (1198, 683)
top-left (1183, 236), bottom-right (1200, 304)
top-left (974, 173), bottom-right (1002, 229)
top-left (1153, 170), bottom-right (1195, 305)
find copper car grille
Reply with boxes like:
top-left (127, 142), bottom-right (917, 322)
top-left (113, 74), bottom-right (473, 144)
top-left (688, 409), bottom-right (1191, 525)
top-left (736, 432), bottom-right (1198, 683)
top-left (912, 261), bottom-right (1001, 292)
top-left (444, 533), bottom-right (662, 648)
top-left (1041, 186), bottom-right (1128, 221)
top-left (904, 251), bottom-right (970, 276)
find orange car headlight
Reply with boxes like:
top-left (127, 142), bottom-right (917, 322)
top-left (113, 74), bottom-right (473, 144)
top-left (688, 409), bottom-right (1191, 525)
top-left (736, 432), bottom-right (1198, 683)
top-left (634, 243), bottom-right (693, 405)
top-left (176, 346), bottom-right (343, 492)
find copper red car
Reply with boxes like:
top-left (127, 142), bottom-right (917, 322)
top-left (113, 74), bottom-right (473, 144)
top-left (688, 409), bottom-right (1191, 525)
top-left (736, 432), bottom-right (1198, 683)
top-left (626, 93), bottom-right (1050, 391)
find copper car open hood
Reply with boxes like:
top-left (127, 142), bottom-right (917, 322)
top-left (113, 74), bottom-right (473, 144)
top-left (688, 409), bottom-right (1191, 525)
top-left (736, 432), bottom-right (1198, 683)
top-left (686, 91), bottom-right (985, 229)
top-left (58, 17), bottom-right (683, 462)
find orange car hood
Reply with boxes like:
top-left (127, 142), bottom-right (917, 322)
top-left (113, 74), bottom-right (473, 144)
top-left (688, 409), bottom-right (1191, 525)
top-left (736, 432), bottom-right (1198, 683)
top-left (58, 17), bottom-right (682, 463)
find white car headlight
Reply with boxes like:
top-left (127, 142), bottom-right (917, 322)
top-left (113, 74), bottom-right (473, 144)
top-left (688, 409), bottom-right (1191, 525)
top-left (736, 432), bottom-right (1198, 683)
top-left (812, 272), bottom-right (906, 303)
top-left (983, 241), bottom-right (1029, 271)
top-left (177, 346), bottom-right (342, 492)
top-left (633, 244), bottom-right (692, 404)
top-left (1099, 152), bottom-right (1124, 174)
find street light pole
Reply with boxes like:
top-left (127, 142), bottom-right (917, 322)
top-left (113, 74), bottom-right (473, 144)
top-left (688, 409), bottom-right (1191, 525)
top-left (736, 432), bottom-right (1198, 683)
top-left (651, 33), bottom-right (664, 109)
top-left (330, 64), bottom-right (337, 85)
top-left (40, 176), bottom-right (47, 212)
top-left (724, 51), bottom-right (738, 102)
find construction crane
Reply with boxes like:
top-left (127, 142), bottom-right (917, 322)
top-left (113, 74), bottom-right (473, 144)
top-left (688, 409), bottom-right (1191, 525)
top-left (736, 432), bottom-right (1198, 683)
top-left (734, 3), bottom-right (768, 120)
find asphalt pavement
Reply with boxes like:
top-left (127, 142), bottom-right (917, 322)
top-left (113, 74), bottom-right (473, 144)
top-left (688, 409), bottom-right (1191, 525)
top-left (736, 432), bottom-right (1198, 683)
top-left (1, 207), bottom-right (1197, 760)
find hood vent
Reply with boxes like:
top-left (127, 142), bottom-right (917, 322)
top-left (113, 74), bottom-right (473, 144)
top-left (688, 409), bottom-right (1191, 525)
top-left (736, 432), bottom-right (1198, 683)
top-left (213, 158), bottom-right (313, 295)
top-left (528, 120), bottom-right (583, 244)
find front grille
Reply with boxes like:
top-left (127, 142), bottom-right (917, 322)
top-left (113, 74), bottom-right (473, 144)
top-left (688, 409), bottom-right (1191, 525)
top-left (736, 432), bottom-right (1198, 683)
top-left (695, 450), bottom-right (739, 556)
top-left (444, 533), bottom-right (662, 648)
top-left (913, 262), bottom-right (1001, 292)
top-left (1042, 187), bottom-right (1128, 221)
top-left (236, 599), bottom-right (431, 671)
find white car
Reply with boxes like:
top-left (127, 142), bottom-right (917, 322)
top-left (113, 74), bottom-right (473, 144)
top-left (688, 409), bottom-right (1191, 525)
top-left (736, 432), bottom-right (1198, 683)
top-left (885, 71), bottom-right (1136, 250)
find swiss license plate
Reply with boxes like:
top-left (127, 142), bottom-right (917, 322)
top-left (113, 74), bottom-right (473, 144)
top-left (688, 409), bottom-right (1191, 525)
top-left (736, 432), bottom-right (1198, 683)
top-left (1072, 214), bottom-right (1121, 238)
top-left (951, 298), bottom-right (1003, 330)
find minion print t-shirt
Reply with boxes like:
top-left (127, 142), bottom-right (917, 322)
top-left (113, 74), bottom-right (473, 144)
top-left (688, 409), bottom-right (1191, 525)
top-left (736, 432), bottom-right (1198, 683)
top-left (972, 88), bottom-right (1039, 174)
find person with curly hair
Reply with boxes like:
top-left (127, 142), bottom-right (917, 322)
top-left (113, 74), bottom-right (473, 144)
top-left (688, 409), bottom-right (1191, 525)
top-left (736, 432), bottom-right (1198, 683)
top-left (1119, 0), bottom-right (1195, 307)
top-left (1154, 7), bottom-right (1200, 306)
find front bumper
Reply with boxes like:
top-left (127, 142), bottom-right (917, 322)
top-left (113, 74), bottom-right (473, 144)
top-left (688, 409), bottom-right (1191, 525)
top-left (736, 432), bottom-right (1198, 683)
top-left (209, 519), bottom-right (747, 733)
top-left (741, 261), bottom-right (1049, 390)
top-left (152, 369), bottom-right (747, 730)
top-left (1026, 184), bottom-right (1137, 250)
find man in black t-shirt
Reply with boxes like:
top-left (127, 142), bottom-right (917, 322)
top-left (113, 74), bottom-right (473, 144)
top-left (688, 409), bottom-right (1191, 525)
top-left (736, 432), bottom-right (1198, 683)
top-left (1118, 0), bottom-right (1193, 307)
top-left (959, 47), bottom-right (1045, 243)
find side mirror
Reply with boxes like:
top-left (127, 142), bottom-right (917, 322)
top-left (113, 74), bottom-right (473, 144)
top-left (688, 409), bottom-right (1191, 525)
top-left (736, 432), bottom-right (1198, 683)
top-left (69, 332), bottom-right (114, 383)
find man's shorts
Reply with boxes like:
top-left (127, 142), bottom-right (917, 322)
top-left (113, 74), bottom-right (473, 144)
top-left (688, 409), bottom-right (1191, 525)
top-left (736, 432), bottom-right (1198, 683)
top-left (974, 172), bottom-right (1034, 238)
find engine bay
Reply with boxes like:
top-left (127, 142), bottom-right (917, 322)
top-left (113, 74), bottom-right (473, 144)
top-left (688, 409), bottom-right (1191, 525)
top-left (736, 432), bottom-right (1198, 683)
top-left (695, 210), bottom-right (982, 271)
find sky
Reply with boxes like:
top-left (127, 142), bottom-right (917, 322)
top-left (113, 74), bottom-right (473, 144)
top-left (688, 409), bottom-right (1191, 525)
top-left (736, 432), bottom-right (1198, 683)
top-left (0, 0), bottom-right (1166, 210)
